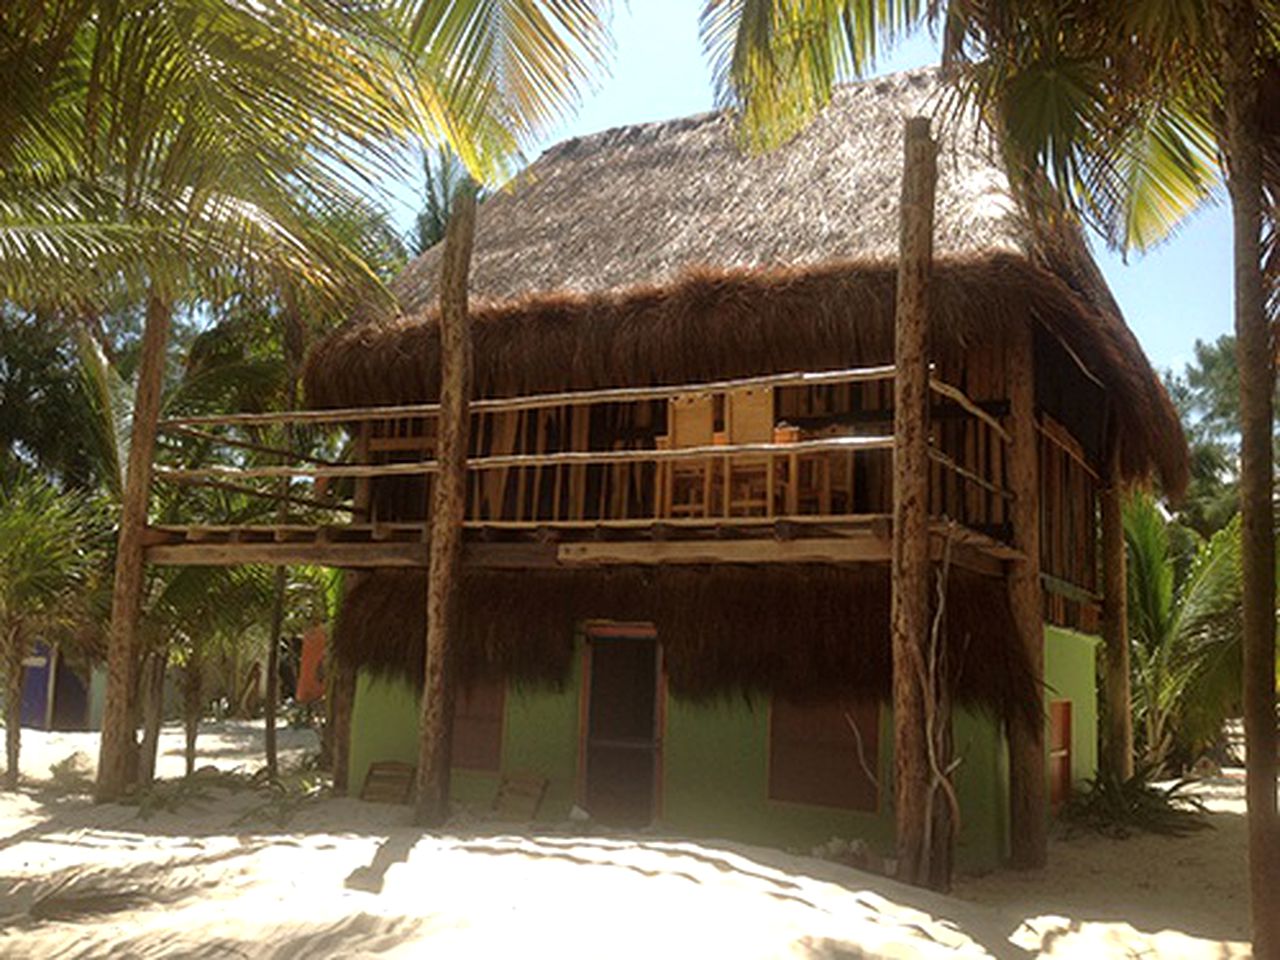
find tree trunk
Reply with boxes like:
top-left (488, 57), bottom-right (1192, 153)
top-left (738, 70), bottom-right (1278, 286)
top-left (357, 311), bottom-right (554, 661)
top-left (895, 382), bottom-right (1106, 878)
top-left (1100, 435), bottom-right (1133, 779)
top-left (890, 117), bottom-right (937, 887)
top-left (182, 654), bottom-right (202, 777)
top-left (137, 649), bottom-right (168, 785)
top-left (4, 623), bottom-right (24, 791)
top-left (1007, 317), bottom-right (1047, 869)
top-left (264, 312), bottom-right (303, 782)
top-left (97, 293), bottom-right (171, 802)
top-left (414, 181), bottom-right (477, 827)
top-left (1219, 2), bottom-right (1279, 955)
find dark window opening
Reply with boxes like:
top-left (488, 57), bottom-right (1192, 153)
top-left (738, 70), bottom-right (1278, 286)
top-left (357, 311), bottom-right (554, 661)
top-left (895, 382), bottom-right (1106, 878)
top-left (769, 696), bottom-right (879, 812)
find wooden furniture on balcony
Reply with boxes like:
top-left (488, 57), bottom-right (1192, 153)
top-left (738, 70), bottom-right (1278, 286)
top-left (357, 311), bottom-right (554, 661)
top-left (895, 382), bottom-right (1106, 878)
top-left (659, 393), bottom-right (715, 518)
top-left (723, 387), bottom-right (775, 516)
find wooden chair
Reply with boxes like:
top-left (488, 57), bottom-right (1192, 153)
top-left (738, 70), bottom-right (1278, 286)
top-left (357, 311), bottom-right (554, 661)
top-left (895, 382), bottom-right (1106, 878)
top-left (493, 771), bottom-right (549, 821)
top-left (723, 387), bottom-right (775, 517)
top-left (360, 761), bottom-right (415, 805)
top-left (659, 394), bottom-right (715, 518)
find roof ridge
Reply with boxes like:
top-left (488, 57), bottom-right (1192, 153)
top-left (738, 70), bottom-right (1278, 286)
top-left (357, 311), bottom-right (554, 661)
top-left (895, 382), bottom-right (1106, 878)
top-left (536, 66), bottom-right (941, 165)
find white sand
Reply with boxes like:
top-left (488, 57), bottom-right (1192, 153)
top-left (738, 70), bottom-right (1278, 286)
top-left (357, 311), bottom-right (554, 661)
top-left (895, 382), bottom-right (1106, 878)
top-left (0, 724), bottom-right (1257, 959)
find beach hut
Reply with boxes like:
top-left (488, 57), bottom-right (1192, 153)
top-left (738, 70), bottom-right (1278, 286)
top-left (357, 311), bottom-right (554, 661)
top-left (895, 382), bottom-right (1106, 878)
top-left (154, 70), bottom-right (1186, 870)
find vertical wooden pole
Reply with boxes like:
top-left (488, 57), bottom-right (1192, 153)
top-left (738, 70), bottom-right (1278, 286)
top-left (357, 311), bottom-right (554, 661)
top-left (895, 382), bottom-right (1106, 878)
top-left (96, 292), bottom-right (171, 802)
top-left (329, 657), bottom-right (357, 793)
top-left (1100, 433), bottom-right (1133, 779)
top-left (330, 424), bottom-right (371, 794)
top-left (414, 181), bottom-right (477, 826)
top-left (4, 623), bottom-right (23, 789)
top-left (1006, 319), bottom-right (1047, 868)
top-left (891, 116), bottom-right (937, 886)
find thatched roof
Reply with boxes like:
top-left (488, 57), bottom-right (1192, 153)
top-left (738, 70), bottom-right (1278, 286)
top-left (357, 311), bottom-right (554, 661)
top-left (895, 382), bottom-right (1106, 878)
top-left (336, 565), bottom-right (1035, 724)
top-left (305, 68), bottom-right (1186, 493)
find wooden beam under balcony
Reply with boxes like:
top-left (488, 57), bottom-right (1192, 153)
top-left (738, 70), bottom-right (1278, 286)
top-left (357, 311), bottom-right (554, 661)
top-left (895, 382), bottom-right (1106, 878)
top-left (141, 516), bottom-right (1015, 576)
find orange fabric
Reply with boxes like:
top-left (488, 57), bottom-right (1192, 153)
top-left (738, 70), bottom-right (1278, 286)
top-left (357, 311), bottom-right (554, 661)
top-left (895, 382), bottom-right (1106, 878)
top-left (296, 625), bottom-right (326, 703)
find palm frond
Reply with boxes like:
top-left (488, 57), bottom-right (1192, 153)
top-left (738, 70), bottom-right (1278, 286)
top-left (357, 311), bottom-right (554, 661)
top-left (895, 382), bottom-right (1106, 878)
top-left (400, 0), bottom-right (614, 170)
top-left (74, 328), bottom-right (134, 498)
top-left (702, 0), bottom-right (933, 151)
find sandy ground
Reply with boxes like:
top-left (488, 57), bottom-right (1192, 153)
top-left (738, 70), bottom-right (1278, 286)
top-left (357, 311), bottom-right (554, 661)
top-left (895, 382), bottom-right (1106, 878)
top-left (0, 723), bottom-right (1259, 959)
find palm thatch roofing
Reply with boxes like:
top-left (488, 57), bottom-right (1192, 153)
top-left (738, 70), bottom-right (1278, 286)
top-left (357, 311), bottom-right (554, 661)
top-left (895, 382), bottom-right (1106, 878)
top-left (305, 69), bottom-right (1185, 493)
top-left (336, 565), bottom-right (1035, 723)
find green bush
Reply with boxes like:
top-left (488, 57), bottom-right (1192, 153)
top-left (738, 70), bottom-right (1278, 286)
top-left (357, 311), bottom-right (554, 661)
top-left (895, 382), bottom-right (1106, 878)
top-left (1062, 767), bottom-right (1210, 838)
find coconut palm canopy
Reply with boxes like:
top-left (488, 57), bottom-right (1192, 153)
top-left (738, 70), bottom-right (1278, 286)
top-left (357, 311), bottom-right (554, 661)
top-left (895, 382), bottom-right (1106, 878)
top-left (305, 67), bottom-right (1187, 494)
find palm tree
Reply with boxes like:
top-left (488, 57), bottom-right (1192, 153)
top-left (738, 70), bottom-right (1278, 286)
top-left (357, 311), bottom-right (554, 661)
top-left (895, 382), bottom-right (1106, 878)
top-left (707, 3), bottom-right (1277, 940)
top-left (411, 147), bottom-right (471, 255)
top-left (1, 0), bottom-right (615, 801)
top-left (0, 472), bottom-right (101, 789)
top-left (1124, 493), bottom-right (1250, 774)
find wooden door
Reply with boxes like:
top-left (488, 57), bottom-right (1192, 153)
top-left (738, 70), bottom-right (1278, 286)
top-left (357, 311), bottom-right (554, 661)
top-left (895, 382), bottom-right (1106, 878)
top-left (582, 628), bottom-right (661, 826)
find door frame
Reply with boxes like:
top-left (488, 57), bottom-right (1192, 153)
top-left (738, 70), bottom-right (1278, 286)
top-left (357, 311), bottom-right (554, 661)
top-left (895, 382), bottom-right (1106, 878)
top-left (575, 620), bottom-right (665, 822)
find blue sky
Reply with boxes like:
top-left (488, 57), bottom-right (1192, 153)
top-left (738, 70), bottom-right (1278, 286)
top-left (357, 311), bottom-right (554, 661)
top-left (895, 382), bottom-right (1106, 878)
top-left (393, 0), bottom-right (1233, 376)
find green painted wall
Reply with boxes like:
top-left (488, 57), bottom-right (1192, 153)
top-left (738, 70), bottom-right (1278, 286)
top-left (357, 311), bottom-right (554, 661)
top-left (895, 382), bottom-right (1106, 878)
top-left (1044, 625), bottom-right (1101, 787)
top-left (348, 668), bottom-right (581, 816)
top-left (951, 705), bottom-right (1008, 867)
top-left (660, 693), bottom-right (897, 856)
top-left (347, 624), bottom-right (1101, 871)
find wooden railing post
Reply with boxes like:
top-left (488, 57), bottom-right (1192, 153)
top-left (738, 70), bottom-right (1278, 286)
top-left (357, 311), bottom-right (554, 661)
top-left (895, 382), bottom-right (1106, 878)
top-left (96, 292), bottom-right (171, 802)
top-left (415, 181), bottom-right (477, 826)
top-left (891, 116), bottom-right (938, 887)
top-left (1007, 318), bottom-right (1047, 868)
top-left (328, 423), bottom-right (371, 794)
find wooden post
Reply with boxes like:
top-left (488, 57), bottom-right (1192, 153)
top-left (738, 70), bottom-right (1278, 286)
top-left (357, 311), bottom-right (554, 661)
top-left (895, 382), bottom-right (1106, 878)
top-left (1100, 433), bottom-right (1133, 779)
top-left (890, 117), bottom-right (937, 886)
top-left (330, 424), bottom-right (372, 794)
top-left (1006, 318), bottom-right (1047, 868)
top-left (265, 318), bottom-right (303, 782)
top-left (4, 623), bottom-right (23, 790)
top-left (414, 181), bottom-right (477, 826)
top-left (329, 656), bottom-right (356, 793)
top-left (96, 293), bottom-right (171, 802)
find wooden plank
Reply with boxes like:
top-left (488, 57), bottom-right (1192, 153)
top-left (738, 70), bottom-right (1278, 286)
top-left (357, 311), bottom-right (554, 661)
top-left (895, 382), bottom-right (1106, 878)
top-left (929, 377), bottom-right (1012, 443)
top-left (557, 535), bottom-right (890, 566)
top-left (145, 541), bottom-right (429, 567)
top-left (927, 447), bottom-right (1013, 501)
top-left (361, 761), bottom-right (416, 804)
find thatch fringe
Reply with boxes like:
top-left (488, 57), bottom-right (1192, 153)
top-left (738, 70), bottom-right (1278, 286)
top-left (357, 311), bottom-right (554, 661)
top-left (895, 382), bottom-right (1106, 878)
top-left (305, 254), bottom-right (1187, 496)
top-left (334, 565), bottom-right (1036, 726)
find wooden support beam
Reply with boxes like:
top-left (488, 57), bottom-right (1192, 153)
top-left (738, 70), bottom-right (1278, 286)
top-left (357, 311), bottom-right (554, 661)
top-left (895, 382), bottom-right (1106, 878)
top-left (1006, 316), bottom-right (1048, 869)
top-left (890, 117), bottom-right (941, 888)
top-left (97, 293), bottom-right (171, 802)
top-left (145, 541), bottom-right (429, 567)
top-left (1100, 435), bottom-right (1133, 779)
top-left (557, 535), bottom-right (889, 566)
top-left (415, 182), bottom-right (476, 827)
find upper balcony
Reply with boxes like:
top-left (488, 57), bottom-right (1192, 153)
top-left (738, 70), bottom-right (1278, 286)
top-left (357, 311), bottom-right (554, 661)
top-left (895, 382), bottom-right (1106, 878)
top-left (143, 363), bottom-right (1028, 576)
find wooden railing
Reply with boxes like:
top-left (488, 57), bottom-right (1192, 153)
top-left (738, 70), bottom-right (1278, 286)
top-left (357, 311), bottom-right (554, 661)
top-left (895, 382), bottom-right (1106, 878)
top-left (153, 364), bottom-right (1015, 537)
